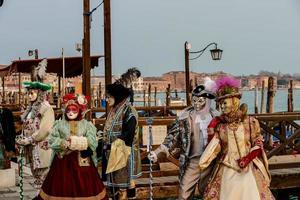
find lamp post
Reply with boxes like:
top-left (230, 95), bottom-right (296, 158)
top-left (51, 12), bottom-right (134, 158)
top-left (28, 49), bottom-right (39, 59)
top-left (184, 41), bottom-right (223, 106)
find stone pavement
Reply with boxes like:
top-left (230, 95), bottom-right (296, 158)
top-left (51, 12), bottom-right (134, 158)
top-left (0, 162), bottom-right (38, 200)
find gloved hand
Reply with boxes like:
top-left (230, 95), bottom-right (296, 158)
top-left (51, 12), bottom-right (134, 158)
top-left (237, 148), bottom-right (262, 168)
top-left (40, 141), bottom-right (49, 150)
top-left (16, 136), bottom-right (33, 146)
top-left (69, 136), bottom-right (88, 151)
top-left (61, 139), bottom-right (71, 149)
top-left (148, 151), bottom-right (158, 163)
top-left (237, 157), bottom-right (251, 168)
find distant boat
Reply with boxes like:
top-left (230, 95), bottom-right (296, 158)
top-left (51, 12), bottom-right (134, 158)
top-left (170, 97), bottom-right (185, 106)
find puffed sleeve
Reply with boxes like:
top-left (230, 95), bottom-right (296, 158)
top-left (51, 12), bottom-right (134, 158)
top-left (199, 134), bottom-right (221, 171)
top-left (49, 120), bottom-right (65, 153)
top-left (249, 117), bottom-right (263, 148)
top-left (84, 121), bottom-right (98, 151)
top-left (31, 105), bottom-right (55, 142)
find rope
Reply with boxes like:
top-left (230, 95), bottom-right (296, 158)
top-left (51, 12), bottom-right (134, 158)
top-left (146, 117), bottom-right (154, 200)
top-left (18, 146), bottom-right (24, 200)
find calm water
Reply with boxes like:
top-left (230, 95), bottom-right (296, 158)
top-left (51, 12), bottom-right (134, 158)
top-left (135, 89), bottom-right (300, 114)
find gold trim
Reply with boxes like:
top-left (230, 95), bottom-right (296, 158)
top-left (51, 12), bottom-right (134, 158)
top-left (39, 189), bottom-right (107, 200)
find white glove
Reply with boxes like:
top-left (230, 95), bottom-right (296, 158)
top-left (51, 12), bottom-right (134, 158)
top-left (69, 136), bottom-right (88, 151)
top-left (148, 151), bottom-right (158, 163)
top-left (16, 136), bottom-right (33, 146)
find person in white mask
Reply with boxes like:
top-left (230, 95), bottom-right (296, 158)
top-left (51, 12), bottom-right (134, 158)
top-left (148, 77), bottom-right (219, 200)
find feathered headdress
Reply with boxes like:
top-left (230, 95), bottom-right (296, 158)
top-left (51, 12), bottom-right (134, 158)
top-left (106, 67), bottom-right (141, 105)
top-left (115, 67), bottom-right (141, 87)
top-left (31, 58), bottom-right (47, 82)
top-left (192, 77), bottom-right (216, 99)
top-left (215, 76), bottom-right (241, 101)
top-left (23, 58), bottom-right (51, 91)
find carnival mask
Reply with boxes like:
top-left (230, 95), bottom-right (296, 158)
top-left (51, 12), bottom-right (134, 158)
top-left (28, 89), bottom-right (38, 102)
top-left (220, 97), bottom-right (240, 115)
top-left (66, 105), bottom-right (79, 120)
top-left (192, 96), bottom-right (206, 111)
top-left (106, 94), bottom-right (115, 107)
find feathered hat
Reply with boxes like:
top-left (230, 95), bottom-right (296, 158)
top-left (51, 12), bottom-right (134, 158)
top-left (23, 58), bottom-right (51, 91)
top-left (106, 67), bottom-right (141, 104)
top-left (192, 77), bottom-right (217, 99)
top-left (215, 76), bottom-right (241, 101)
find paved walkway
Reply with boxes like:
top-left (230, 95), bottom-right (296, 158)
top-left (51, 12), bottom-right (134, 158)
top-left (0, 163), bottom-right (38, 200)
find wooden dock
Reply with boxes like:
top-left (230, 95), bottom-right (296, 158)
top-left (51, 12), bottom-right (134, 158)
top-left (134, 155), bottom-right (300, 199)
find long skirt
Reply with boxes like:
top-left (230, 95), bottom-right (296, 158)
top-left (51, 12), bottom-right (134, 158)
top-left (37, 151), bottom-right (107, 200)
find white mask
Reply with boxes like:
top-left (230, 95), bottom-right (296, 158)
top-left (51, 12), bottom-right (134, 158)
top-left (28, 89), bottom-right (38, 102)
top-left (106, 95), bottom-right (115, 107)
top-left (192, 96), bottom-right (206, 111)
top-left (66, 110), bottom-right (79, 120)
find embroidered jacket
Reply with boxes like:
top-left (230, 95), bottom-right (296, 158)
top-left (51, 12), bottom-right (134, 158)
top-left (155, 106), bottom-right (219, 179)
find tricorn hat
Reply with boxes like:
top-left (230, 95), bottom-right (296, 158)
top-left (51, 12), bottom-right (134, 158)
top-left (192, 77), bottom-right (216, 99)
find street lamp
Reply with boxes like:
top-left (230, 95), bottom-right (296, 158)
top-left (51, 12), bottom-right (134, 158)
top-left (184, 41), bottom-right (223, 106)
top-left (28, 49), bottom-right (39, 59)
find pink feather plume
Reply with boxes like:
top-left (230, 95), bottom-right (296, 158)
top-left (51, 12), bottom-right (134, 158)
top-left (215, 76), bottom-right (241, 90)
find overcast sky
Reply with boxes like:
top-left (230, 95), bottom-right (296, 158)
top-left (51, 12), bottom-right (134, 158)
top-left (1, 0), bottom-right (300, 76)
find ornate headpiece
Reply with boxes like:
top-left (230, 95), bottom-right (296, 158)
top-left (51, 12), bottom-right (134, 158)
top-left (106, 67), bottom-right (141, 104)
top-left (192, 77), bottom-right (217, 99)
top-left (23, 58), bottom-right (51, 91)
top-left (62, 93), bottom-right (90, 113)
top-left (215, 76), bottom-right (241, 101)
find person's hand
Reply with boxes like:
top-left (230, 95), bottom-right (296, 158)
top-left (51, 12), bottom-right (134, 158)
top-left (148, 151), bottom-right (158, 163)
top-left (62, 139), bottom-right (71, 149)
top-left (96, 130), bottom-right (104, 141)
top-left (237, 157), bottom-right (250, 169)
top-left (40, 141), bottom-right (49, 150)
top-left (255, 139), bottom-right (264, 148)
top-left (16, 136), bottom-right (32, 146)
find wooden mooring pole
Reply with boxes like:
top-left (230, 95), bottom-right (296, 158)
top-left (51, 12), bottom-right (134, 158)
top-left (260, 80), bottom-right (265, 113)
top-left (143, 90), bottom-right (146, 107)
top-left (288, 80), bottom-right (293, 112)
top-left (166, 84), bottom-right (171, 106)
top-left (148, 84), bottom-right (151, 116)
top-left (254, 85), bottom-right (258, 114)
top-left (154, 87), bottom-right (157, 106)
top-left (266, 76), bottom-right (276, 146)
top-left (2, 77), bottom-right (5, 104)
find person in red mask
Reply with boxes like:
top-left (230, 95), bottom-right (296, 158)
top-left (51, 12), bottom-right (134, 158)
top-left (36, 93), bottom-right (107, 200)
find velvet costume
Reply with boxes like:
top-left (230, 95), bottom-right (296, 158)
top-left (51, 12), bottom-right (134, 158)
top-left (37, 119), bottom-right (107, 200)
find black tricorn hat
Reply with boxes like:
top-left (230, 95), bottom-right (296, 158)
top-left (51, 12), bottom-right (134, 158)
top-left (106, 82), bottom-right (131, 105)
top-left (192, 85), bottom-right (216, 99)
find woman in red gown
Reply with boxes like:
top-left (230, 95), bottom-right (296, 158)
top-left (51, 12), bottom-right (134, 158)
top-left (37, 94), bottom-right (107, 200)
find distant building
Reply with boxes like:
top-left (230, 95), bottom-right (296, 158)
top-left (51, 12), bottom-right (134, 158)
top-left (142, 77), bottom-right (171, 92)
top-left (132, 77), bottom-right (144, 92)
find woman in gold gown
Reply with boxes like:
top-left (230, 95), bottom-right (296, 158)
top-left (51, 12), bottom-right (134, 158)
top-left (199, 76), bottom-right (275, 200)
